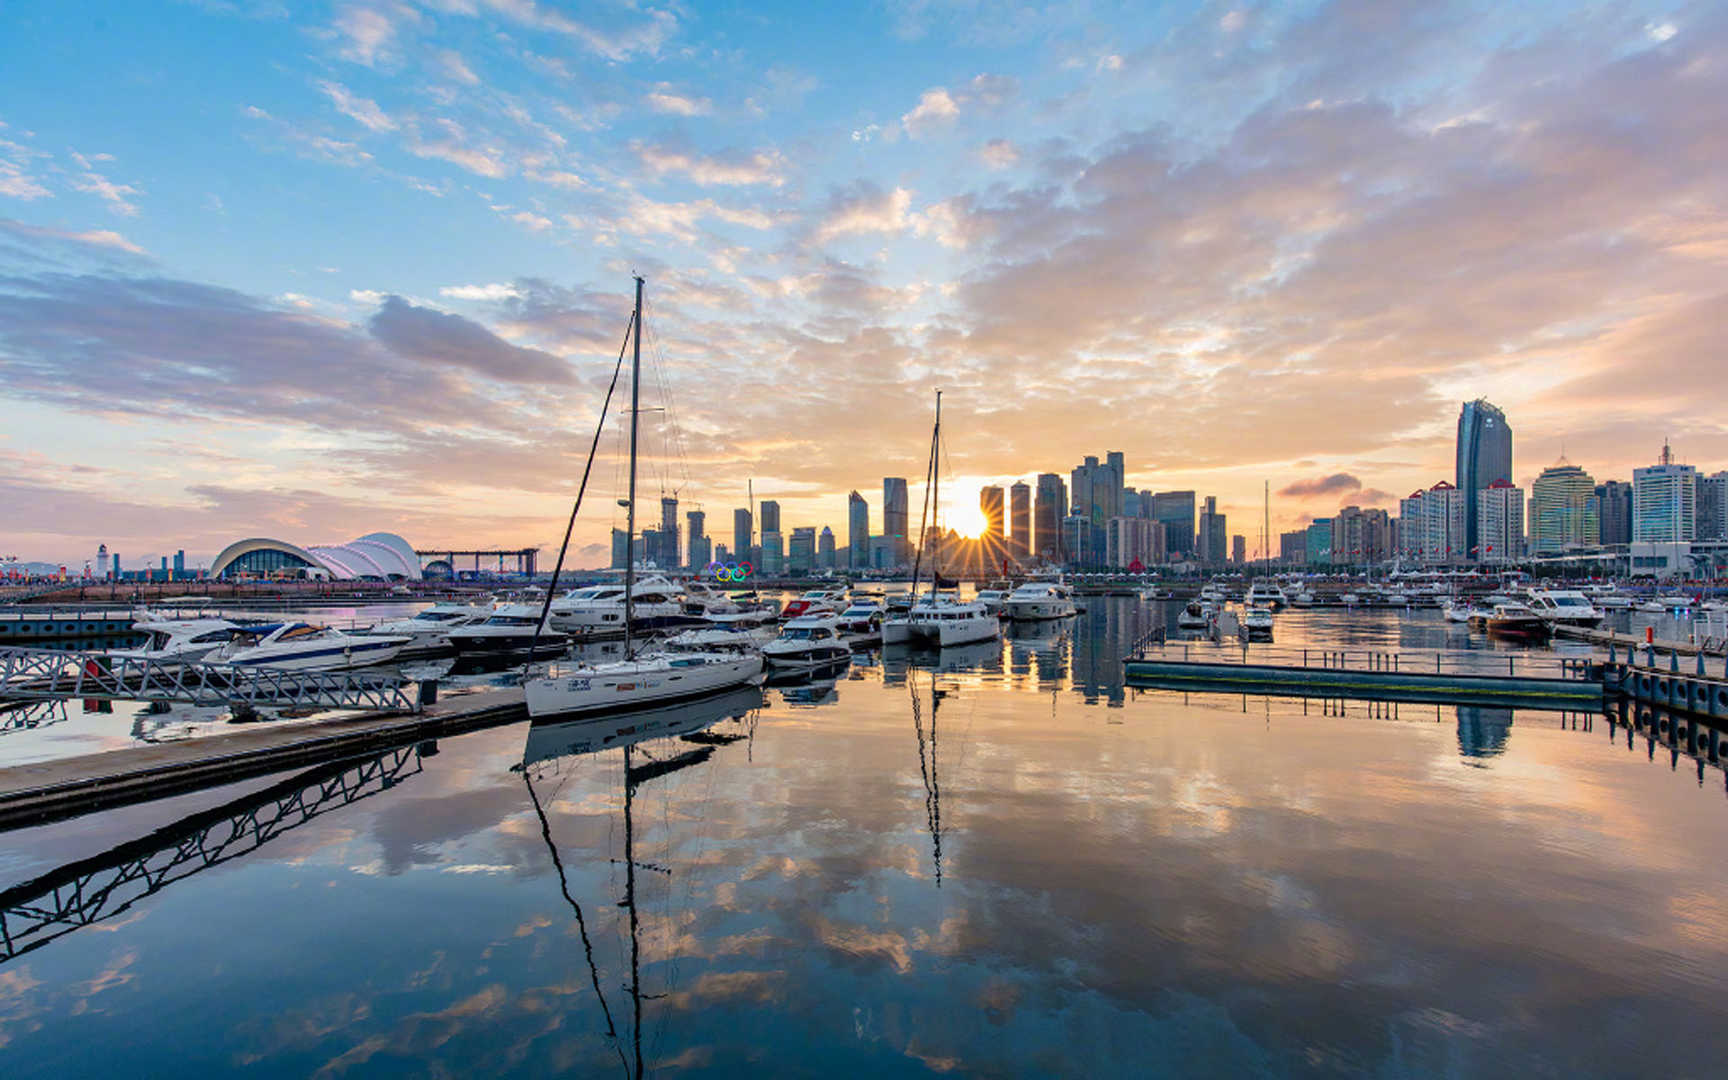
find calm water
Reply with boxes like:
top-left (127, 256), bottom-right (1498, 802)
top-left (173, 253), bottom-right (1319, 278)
top-left (4, 601), bottom-right (1728, 1077)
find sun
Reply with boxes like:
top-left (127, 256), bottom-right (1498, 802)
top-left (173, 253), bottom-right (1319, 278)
top-left (948, 501), bottom-right (989, 539)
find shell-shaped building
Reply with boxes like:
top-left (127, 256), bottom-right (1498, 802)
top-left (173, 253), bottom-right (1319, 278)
top-left (210, 532), bottom-right (422, 580)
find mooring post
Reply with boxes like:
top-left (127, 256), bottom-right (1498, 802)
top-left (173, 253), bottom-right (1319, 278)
top-left (1670, 649), bottom-right (1680, 673)
top-left (1646, 643), bottom-right (1656, 668)
top-left (1698, 651), bottom-right (1706, 677)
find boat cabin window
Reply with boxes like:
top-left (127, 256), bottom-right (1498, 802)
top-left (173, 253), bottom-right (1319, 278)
top-left (487, 615), bottom-right (538, 626)
top-left (279, 625), bottom-right (326, 641)
top-left (190, 629), bottom-right (234, 643)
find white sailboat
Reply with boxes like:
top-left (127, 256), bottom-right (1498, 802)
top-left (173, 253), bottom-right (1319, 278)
top-left (525, 277), bottom-right (762, 719)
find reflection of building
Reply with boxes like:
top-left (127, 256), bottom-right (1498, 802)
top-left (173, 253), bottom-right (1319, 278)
top-left (211, 532), bottom-right (422, 580)
top-left (1456, 398), bottom-right (1512, 561)
top-left (1457, 707), bottom-right (1513, 760)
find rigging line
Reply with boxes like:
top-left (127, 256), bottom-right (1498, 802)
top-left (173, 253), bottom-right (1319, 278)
top-left (643, 297), bottom-right (694, 494)
top-left (524, 772), bottom-right (632, 1079)
top-left (907, 401), bottom-right (939, 594)
top-left (525, 311), bottom-right (635, 677)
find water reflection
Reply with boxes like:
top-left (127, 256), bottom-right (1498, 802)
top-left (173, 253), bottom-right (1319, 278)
top-left (1457, 706), bottom-right (1514, 762)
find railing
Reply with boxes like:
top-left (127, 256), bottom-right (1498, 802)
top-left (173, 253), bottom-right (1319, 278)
top-left (1127, 641), bottom-right (1596, 681)
top-left (0, 647), bottom-right (420, 712)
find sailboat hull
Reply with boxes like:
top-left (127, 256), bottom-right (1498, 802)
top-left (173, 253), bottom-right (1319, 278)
top-left (525, 654), bottom-right (763, 718)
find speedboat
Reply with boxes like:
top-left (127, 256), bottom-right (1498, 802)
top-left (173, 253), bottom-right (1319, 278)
top-left (1472, 602), bottom-right (1551, 642)
top-left (899, 596), bottom-right (1000, 648)
top-left (1524, 589), bottom-right (1603, 627)
top-left (1637, 594), bottom-right (1695, 613)
top-left (212, 622), bottom-right (409, 670)
top-left (1176, 601), bottom-right (1209, 631)
top-left (525, 650), bottom-right (764, 718)
top-left (763, 616), bottom-right (852, 667)
top-left (1200, 582), bottom-right (1228, 604)
top-left (1239, 604), bottom-right (1275, 641)
top-left (1002, 581), bottom-right (1078, 621)
top-left (111, 617), bottom-right (242, 663)
top-left (1442, 601), bottom-right (1480, 624)
top-left (446, 603), bottom-right (569, 658)
top-left (780, 588), bottom-right (848, 620)
top-left (835, 599), bottom-right (885, 644)
top-left (1596, 592), bottom-right (1633, 610)
top-left (1244, 581), bottom-right (1288, 610)
top-left (1289, 589), bottom-right (1315, 607)
top-left (358, 603), bottom-right (494, 652)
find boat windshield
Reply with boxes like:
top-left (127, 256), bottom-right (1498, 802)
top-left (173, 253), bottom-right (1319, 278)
top-left (486, 615), bottom-right (538, 627)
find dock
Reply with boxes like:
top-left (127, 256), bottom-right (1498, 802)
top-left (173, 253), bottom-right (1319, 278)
top-left (1554, 623), bottom-right (1728, 657)
top-left (0, 687), bottom-right (526, 829)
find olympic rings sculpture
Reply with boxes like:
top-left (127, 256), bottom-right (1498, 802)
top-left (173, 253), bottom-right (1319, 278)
top-left (707, 560), bottom-right (753, 583)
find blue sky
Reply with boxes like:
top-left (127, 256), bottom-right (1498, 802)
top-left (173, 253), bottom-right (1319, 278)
top-left (2, 0), bottom-right (1723, 567)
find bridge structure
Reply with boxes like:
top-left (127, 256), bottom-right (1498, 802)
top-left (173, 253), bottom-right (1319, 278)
top-left (0, 744), bottom-right (424, 964)
top-left (417, 548), bottom-right (538, 577)
top-left (0, 647), bottom-right (420, 714)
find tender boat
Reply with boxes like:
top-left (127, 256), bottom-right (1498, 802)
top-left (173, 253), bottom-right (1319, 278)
top-left (1176, 601), bottom-right (1210, 631)
top-left (1524, 589), bottom-right (1604, 627)
top-left (1238, 604), bottom-right (1275, 641)
top-left (973, 588), bottom-right (1011, 617)
top-left (447, 603), bottom-right (569, 658)
top-left (1472, 602), bottom-right (1551, 642)
top-left (212, 622), bottom-right (409, 670)
top-left (1002, 581), bottom-right (1078, 621)
top-left (1244, 581), bottom-right (1288, 610)
top-left (763, 616), bottom-right (852, 667)
top-left (358, 603), bottom-right (494, 652)
top-left (111, 618), bottom-right (242, 663)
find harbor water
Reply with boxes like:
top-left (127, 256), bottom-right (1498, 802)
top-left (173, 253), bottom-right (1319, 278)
top-left (4, 599), bottom-right (1728, 1076)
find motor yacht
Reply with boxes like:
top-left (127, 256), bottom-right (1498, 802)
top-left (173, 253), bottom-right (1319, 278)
top-left (1244, 581), bottom-right (1288, 610)
top-left (1002, 581), bottom-right (1078, 621)
top-left (526, 650), bottom-right (764, 718)
top-left (1200, 582), bottom-right (1228, 604)
top-left (548, 576), bottom-right (700, 636)
top-left (973, 588), bottom-right (1011, 617)
top-left (763, 616), bottom-right (853, 667)
top-left (1176, 601), bottom-right (1209, 631)
top-left (1339, 591), bottom-right (1363, 606)
top-left (662, 623), bottom-right (774, 655)
top-left (1595, 592), bottom-right (1633, 610)
top-left (892, 596), bottom-right (1000, 648)
top-left (212, 622), bottom-right (409, 671)
top-left (883, 591), bottom-right (915, 616)
top-left (357, 603), bottom-right (495, 653)
top-left (1238, 604), bottom-right (1275, 641)
top-left (1442, 600), bottom-right (1481, 624)
top-left (835, 598), bottom-right (885, 644)
top-left (111, 618), bottom-right (242, 663)
top-left (1289, 589), bottom-right (1315, 607)
top-left (1470, 602), bottom-right (1551, 642)
top-left (780, 587), bottom-right (849, 620)
top-left (1637, 594), bottom-right (1695, 613)
top-left (446, 603), bottom-right (569, 658)
top-left (1523, 589), bottom-right (1604, 627)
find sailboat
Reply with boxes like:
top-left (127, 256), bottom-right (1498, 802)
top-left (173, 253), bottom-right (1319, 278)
top-left (882, 391), bottom-right (1000, 649)
top-left (524, 278), bottom-right (763, 719)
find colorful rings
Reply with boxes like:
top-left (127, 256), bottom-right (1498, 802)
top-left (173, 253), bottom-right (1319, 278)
top-left (708, 561), bottom-right (753, 583)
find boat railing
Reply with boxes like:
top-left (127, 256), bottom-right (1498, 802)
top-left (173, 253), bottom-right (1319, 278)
top-left (1127, 640), bottom-right (1597, 681)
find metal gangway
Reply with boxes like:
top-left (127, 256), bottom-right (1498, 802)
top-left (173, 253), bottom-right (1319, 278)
top-left (0, 646), bottom-right (420, 713)
top-left (0, 745), bottom-right (424, 963)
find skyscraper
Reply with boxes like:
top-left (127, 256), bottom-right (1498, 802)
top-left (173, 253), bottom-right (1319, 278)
top-left (173, 550), bottom-right (185, 576)
top-left (1009, 481), bottom-right (1031, 562)
top-left (686, 510), bottom-right (709, 569)
top-left (1594, 480), bottom-right (1632, 545)
top-left (1456, 399), bottom-right (1513, 560)
top-left (882, 478), bottom-right (909, 564)
top-left (848, 490), bottom-right (869, 568)
top-left (1197, 496), bottom-right (1227, 564)
top-left (1231, 535), bottom-right (1246, 564)
top-left (1152, 491), bottom-right (1196, 557)
top-left (1529, 461), bottom-right (1597, 553)
top-left (979, 485), bottom-right (1004, 541)
top-left (789, 527), bottom-right (816, 574)
top-left (759, 499), bottom-right (781, 536)
top-left (732, 508), bottom-right (752, 566)
top-left (1034, 473), bottom-right (1066, 562)
top-left (610, 528), bottom-right (630, 570)
top-left (817, 526), bottom-right (836, 569)
top-left (1697, 471), bottom-right (1728, 541)
top-left (1632, 441), bottom-right (1697, 542)
top-left (1400, 482), bottom-right (1466, 563)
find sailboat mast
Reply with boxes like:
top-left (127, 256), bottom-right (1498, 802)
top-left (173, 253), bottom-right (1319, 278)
top-left (930, 390), bottom-right (942, 594)
top-left (624, 276), bottom-right (644, 659)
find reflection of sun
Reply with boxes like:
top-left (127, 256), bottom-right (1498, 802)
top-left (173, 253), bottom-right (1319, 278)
top-left (949, 502), bottom-right (989, 539)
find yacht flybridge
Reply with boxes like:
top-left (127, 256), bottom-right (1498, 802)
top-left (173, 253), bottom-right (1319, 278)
top-left (525, 277), bottom-right (762, 719)
top-left (1002, 581), bottom-right (1077, 621)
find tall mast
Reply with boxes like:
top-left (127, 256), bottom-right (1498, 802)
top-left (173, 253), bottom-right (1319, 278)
top-left (1264, 479), bottom-right (1270, 569)
top-left (930, 390), bottom-right (942, 593)
top-left (624, 276), bottom-right (644, 659)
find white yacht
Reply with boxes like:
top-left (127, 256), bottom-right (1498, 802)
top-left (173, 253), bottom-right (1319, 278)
top-left (1200, 582), bottom-right (1228, 604)
top-left (446, 603), bottom-right (568, 658)
top-left (357, 603), bottom-right (494, 652)
top-left (835, 598), bottom-right (885, 643)
top-left (1002, 581), bottom-right (1078, 621)
top-left (1176, 601), bottom-right (1210, 631)
top-left (1244, 580), bottom-right (1288, 609)
top-left (212, 622), bottom-right (409, 671)
top-left (899, 596), bottom-right (1000, 648)
top-left (762, 616), bottom-right (852, 667)
top-left (526, 650), bottom-right (764, 718)
top-left (1524, 589), bottom-right (1604, 627)
top-left (548, 576), bottom-right (697, 636)
top-left (112, 618), bottom-right (242, 663)
top-left (1290, 589), bottom-right (1316, 607)
top-left (973, 587), bottom-right (1011, 617)
top-left (780, 587), bottom-right (849, 620)
top-left (1239, 605), bottom-right (1275, 641)
top-left (663, 623), bottom-right (774, 654)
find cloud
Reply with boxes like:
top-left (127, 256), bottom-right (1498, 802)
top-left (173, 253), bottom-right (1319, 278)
top-left (645, 85), bottom-right (712, 116)
top-left (317, 80), bottom-right (396, 132)
top-left (0, 218), bottom-right (146, 258)
top-left (0, 128), bottom-right (51, 200)
top-left (978, 138), bottom-right (1019, 169)
top-left (458, 0), bottom-right (676, 61)
top-left (1279, 473), bottom-right (1364, 498)
top-left (901, 87), bottom-right (959, 136)
top-left (636, 142), bottom-right (786, 187)
top-left (434, 47), bottom-right (480, 85)
top-left (68, 151), bottom-right (141, 216)
top-left (440, 283), bottom-right (522, 302)
top-left (367, 295), bottom-right (571, 384)
top-left (330, 1), bottom-right (418, 67)
top-left (404, 120), bottom-right (507, 177)
top-left (811, 182), bottom-right (913, 244)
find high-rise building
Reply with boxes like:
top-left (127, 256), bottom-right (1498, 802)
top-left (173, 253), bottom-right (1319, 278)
top-left (112, 553), bottom-right (121, 579)
top-left (732, 508), bottom-right (752, 566)
top-left (1697, 471), bottom-right (1728, 541)
top-left (1477, 480), bottom-right (1526, 563)
top-left (1400, 482), bottom-right (1466, 564)
top-left (759, 500), bottom-right (781, 536)
top-left (173, 550), bottom-right (185, 575)
top-left (1280, 530), bottom-right (1306, 565)
top-left (1231, 535), bottom-right (1246, 564)
top-left (817, 527), bottom-right (836, 570)
top-left (847, 491), bottom-right (869, 568)
top-left (1306, 519), bottom-right (1333, 565)
top-left (1528, 462), bottom-right (1597, 553)
top-left (1633, 441), bottom-right (1697, 543)
top-left (655, 495), bottom-right (680, 569)
top-left (1105, 516), bottom-right (1164, 569)
top-left (1595, 480), bottom-right (1632, 545)
top-left (97, 543), bottom-right (108, 580)
top-left (610, 528), bottom-right (630, 570)
top-left (1034, 474), bottom-right (1066, 562)
top-left (686, 510), bottom-right (709, 569)
top-left (789, 527), bottom-right (816, 574)
top-left (760, 530), bottom-right (785, 575)
top-left (1009, 481), bottom-right (1031, 562)
top-left (882, 478), bottom-right (909, 565)
top-left (979, 486), bottom-right (1005, 542)
top-left (1456, 399), bottom-right (1513, 560)
top-left (1062, 513), bottom-right (1092, 569)
top-left (1197, 496), bottom-right (1227, 564)
top-left (1152, 491), bottom-right (1196, 557)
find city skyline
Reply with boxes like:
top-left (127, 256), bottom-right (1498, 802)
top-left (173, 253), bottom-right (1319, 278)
top-left (4, 2), bottom-right (1728, 565)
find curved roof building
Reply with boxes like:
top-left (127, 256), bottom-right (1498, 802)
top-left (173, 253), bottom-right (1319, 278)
top-left (211, 532), bottom-right (422, 580)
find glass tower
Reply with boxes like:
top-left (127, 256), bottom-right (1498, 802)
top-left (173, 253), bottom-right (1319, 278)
top-left (1455, 399), bottom-right (1512, 559)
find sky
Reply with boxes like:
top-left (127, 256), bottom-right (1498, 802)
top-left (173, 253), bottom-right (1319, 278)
top-left (1, 0), bottom-right (1724, 569)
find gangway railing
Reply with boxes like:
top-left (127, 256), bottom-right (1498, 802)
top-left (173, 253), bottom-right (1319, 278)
top-left (1127, 640), bottom-right (1598, 682)
top-left (0, 647), bottom-right (420, 713)
top-left (0, 744), bottom-right (423, 963)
